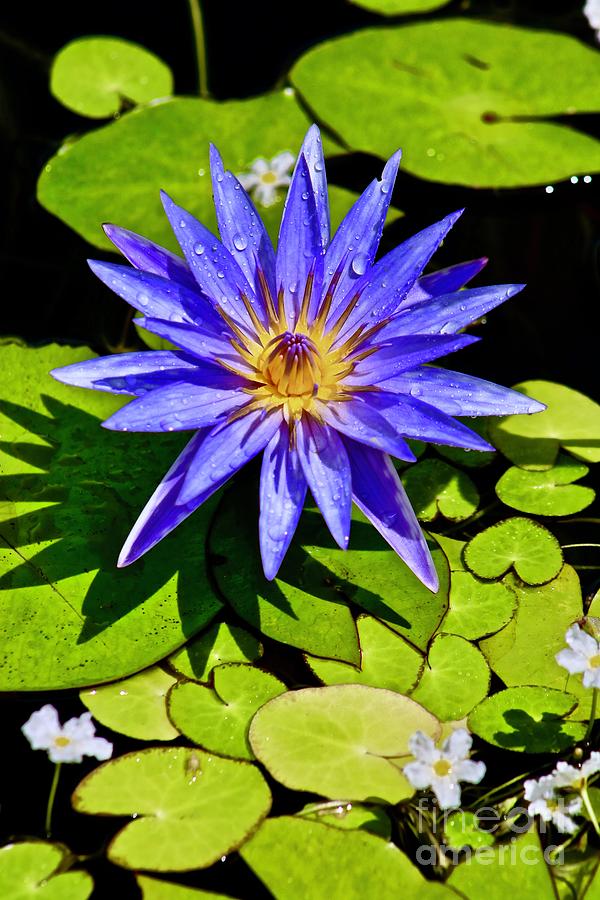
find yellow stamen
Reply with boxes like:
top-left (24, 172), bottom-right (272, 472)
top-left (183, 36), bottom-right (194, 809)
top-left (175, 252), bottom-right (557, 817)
top-left (433, 759), bottom-right (452, 777)
top-left (54, 736), bottom-right (71, 747)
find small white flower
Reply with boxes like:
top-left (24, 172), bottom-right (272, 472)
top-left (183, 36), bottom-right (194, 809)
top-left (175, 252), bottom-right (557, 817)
top-left (403, 728), bottom-right (486, 810)
top-left (550, 752), bottom-right (600, 791)
top-left (524, 774), bottom-right (582, 834)
top-left (22, 704), bottom-right (113, 764)
top-left (237, 151), bottom-right (295, 208)
top-left (556, 623), bottom-right (600, 688)
top-left (584, 0), bottom-right (600, 38)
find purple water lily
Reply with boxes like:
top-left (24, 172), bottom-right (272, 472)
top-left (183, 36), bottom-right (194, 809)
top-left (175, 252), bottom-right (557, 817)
top-left (52, 125), bottom-right (543, 591)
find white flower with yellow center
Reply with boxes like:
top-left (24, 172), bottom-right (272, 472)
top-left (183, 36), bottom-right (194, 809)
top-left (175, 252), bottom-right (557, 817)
top-left (22, 704), bottom-right (113, 764)
top-left (237, 151), bottom-right (295, 207)
top-left (403, 728), bottom-right (486, 809)
top-left (556, 623), bottom-right (600, 687)
top-left (524, 774), bottom-right (582, 834)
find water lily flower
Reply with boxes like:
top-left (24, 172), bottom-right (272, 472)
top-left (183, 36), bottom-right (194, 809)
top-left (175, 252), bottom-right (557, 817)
top-left (238, 151), bottom-right (295, 207)
top-left (552, 753), bottom-right (600, 790)
top-left (22, 704), bottom-right (113, 764)
top-left (403, 728), bottom-right (486, 809)
top-left (556, 623), bottom-right (600, 688)
top-left (524, 774), bottom-right (582, 834)
top-left (51, 125), bottom-right (544, 590)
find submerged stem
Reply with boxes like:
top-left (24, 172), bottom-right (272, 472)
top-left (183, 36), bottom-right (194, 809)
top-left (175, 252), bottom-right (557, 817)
top-left (581, 786), bottom-right (600, 837)
top-left (585, 689), bottom-right (598, 744)
top-left (186, 0), bottom-right (209, 98)
top-left (45, 763), bottom-right (62, 838)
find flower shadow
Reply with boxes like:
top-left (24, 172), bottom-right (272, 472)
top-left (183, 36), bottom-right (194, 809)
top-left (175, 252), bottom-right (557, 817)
top-left (494, 708), bottom-right (578, 754)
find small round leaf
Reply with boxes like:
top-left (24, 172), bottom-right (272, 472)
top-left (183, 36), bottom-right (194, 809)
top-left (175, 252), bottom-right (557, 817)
top-left (80, 666), bottom-right (179, 741)
top-left (495, 455), bottom-right (594, 516)
top-left (0, 842), bottom-right (93, 900)
top-left (410, 633), bottom-right (490, 721)
top-left (401, 459), bottom-right (479, 522)
top-left (463, 518), bottom-right (563, 585)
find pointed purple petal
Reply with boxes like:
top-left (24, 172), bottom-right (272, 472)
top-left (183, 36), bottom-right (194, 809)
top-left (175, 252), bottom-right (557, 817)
top-left (160, 191), bottom-right (261, 330)
top-left (345, 439), bottom-right (438, 592)
top-left (50, 351), bottom-right (200, 394)
top-left (178, 409), bottom-right (281, 504)
top-left (118, 431), bottom-right (224, 566)
top-left (296, 418), bottom-right (351, 549)
top-left (101, 382), bottom-right (247, 432)
top-left (330, 210), bottom-right (464, 341)
top-left (403, 258), bottom-right (488, 307)
top-left (318, 398), bottom-right (416, 461)
top-left (103, 224), bottom-right (196, 289)
top-left (259, 425), bottom-right (308, 580)
top-left (380, 284), bottom-right (525, 339)
top-left (209, 144), bottom-right (276, 300)
top-left (325, 150), bottom-right (402, 321)
top-left (368, 392), bottom-right (494, 451)
top-left (383, 367), bottom-right (546, 417)
top-left (299, 125), bottom-right (330, 251)
top-left (135, 317), bottom-right (236, 363)
top-left (345, 334), bottom-right (479, 386)
top-left (276, 153), bottom-right (324, 326)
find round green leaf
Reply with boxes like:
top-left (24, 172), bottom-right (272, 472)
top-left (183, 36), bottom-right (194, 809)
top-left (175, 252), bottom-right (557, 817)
top-left (496, 454), bottom-right (594, 515)
top-left (51, 37), bottom-right (173, 118)
top-left (305, 614), bottom-right (423, 693)
top-left (410, 633), bottom-right (490, 721)
top-left (80, 666), bottom-right (178, 741)
top-left (490, 381), bottom-right (600, 470)
top-left (73, 747), bottom-right (271, 871)
top-left (136, 876), bottom-right (236, 899)
top-left (480, 565), bottom-right (584, 691)
top-left (168, 622), bottom-right (262, 683)
top-left (298, 803), bottom-right (391, 839)
top-left (241, 816), bottom-right (451, 899)
top-left (349, 0), bottom-right (451, 13)
top-left (442, 570), bottom-right (517, 641)
top-left (167, 664), bottom-right (286, 760)
top-left (444, 811), bottom-right (494, 851)
top-left (401, 459), bottom-right (479, 522)
top-left (0, 842), bottom-right (93, 900)
top-left (249, 685), bottom-right (440, 803)
top-left (0, 344), bottom-right (222, 690)
top-left (291, 21), bottom-right (600, 188)
top-left (463, 517), bottom-right (563, 585)
top-left (468, 686), bottom-right (584, 753)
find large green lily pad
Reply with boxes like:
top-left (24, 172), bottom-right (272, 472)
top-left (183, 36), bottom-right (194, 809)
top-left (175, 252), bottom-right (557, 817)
top-left (468, 686), bottom-right (584, 753)
top-left (401, 459), bottom-right (479, 523)
top-left (136, 876), bottom-right (236, 899)
top-left (168, 621), bottom-right (262, 683)
top-left (73, 747), bottom-right (271, 871)
top-left (0, 841), bottom-right (93, 900)
top-left (298, 803), bottom-right (391, 839)
top-left (495, 454), bottom-right (594, 515)
top-left (167, 664), bottom-right (286, 759)
top-left (410, 633), bottom-right (490, 721)
top-left (80, 666), bottom-right (179, 741)
top-left (240, 816), bottom-right (451, 899)
top-left (291, 20), bottom-right (600, 188)
top-left (349, 0), bottom-right (451, 13)
top-left (51, 37), bottom-right (173, 118)
top-left (463, 518), bottom-right (563, 585)
top-left (0, 343), bottom-right (222, 690)
top-left (305, 614), bottom-right (423, 693)
top-left (490, 381), bottom-right (600, 469)
top-left (249, 684), bottom-right (440, 803)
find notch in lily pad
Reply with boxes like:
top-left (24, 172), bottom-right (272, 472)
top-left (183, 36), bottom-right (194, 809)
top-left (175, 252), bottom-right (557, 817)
top-left (463, 517), bottom-right (563, 586)
top-left (401, 459), bottom-right (479, 523)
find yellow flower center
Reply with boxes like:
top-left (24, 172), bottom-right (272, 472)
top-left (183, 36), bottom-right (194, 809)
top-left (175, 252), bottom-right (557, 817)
top-left (260, 332), bottom-right (323, 397)
top-left (590, 654), bottom-right (600, 668)
top-left (261, 171), bottom-right (278, 184)
top-left (54, 736), bottom-right (71, 747)
top-left (433, 759), bottom-right (453, 777)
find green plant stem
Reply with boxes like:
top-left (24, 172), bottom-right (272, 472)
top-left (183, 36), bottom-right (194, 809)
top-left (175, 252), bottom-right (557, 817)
top-left (581, 786), bottom-right (600, 837)
top-left (186, 0), bottom-right (209, 98)
top-left (562, 543), bottom-right (600, 550)
top-left (585, 689), bottom-right (598, 744)
top-left (45, 763), bottom-right (62, 838)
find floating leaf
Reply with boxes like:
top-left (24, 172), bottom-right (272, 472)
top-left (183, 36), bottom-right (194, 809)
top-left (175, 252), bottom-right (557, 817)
top-left (73, 747), bottom-right (271, 871)
top-left (490, 381), bottom-right (600, 470)
top-left (495, 454), bottom-right (594, 515)
top-left (210, 492), bottom-right (359, 663)
top-left (444, 811), bottom-right (494, 851)
top-left (463, 518), bottom-right (563, 585)
top-left (291, 21), bottom-right (600, 188)
top-left (401, 459), bottom-right (479, 523)
top-left (167, 664), bottom-right (286, 760)
top-left (448, 828), bottom-right (555, 897)
top-left (442, 570), bottom-right (517, 641)
top-left (468, 686), bottom-right (584, 753)
top-left (410, 633), bottom-right (490, 721)
top-left (298, 803), bottom-right (391, 839)
top-left (0, 842), bottom-right (93, 899)
top-left (349, 0), bottom-right (451, 13)
top-left (480, 566), bottom-right (588, 705)
top-left (80, 666), bottom-right (178, 741)
top-left (240, 816), bottom-right (451, 899)
top-left (305, 614), bottom-right (423, 693)
top-left (249, 685), bottom-right (440, 803)
top-left (168, 622), bottom-right (262, 683)
top-left (0, 344), bottom-right (222, 690)
top-left (136, 875), bottom-right (236, 899)
top-left (50, 37), bottom-right (173, 118)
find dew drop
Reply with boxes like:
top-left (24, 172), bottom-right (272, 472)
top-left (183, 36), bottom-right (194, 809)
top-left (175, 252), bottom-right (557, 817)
top-left (351, 252), bottom-right (368, 276)
top-left (301, 191), bottom-right (309, 200)
top-left (217, 271), bottom-right (225, 279)
top-left (137, 292), bottom-right (149, 306)
top-left (233, 233), bottom-right (248, 251)
top-left (314, 161), bottom-right (323, 172)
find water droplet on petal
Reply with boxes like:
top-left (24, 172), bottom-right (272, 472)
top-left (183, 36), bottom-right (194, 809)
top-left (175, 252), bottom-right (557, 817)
top-left (351, 252), bottom-right (368, 276)
top-left (233, 233), bottom-right (248, 251)
top-left (193, 243), bottom-right (205, 256)
top-left (314, 161), bottom-right (323, 172)
top-left (137, 292), bottom-right (149, 306)
top-left (301, 191), bottom-right (309, 200)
